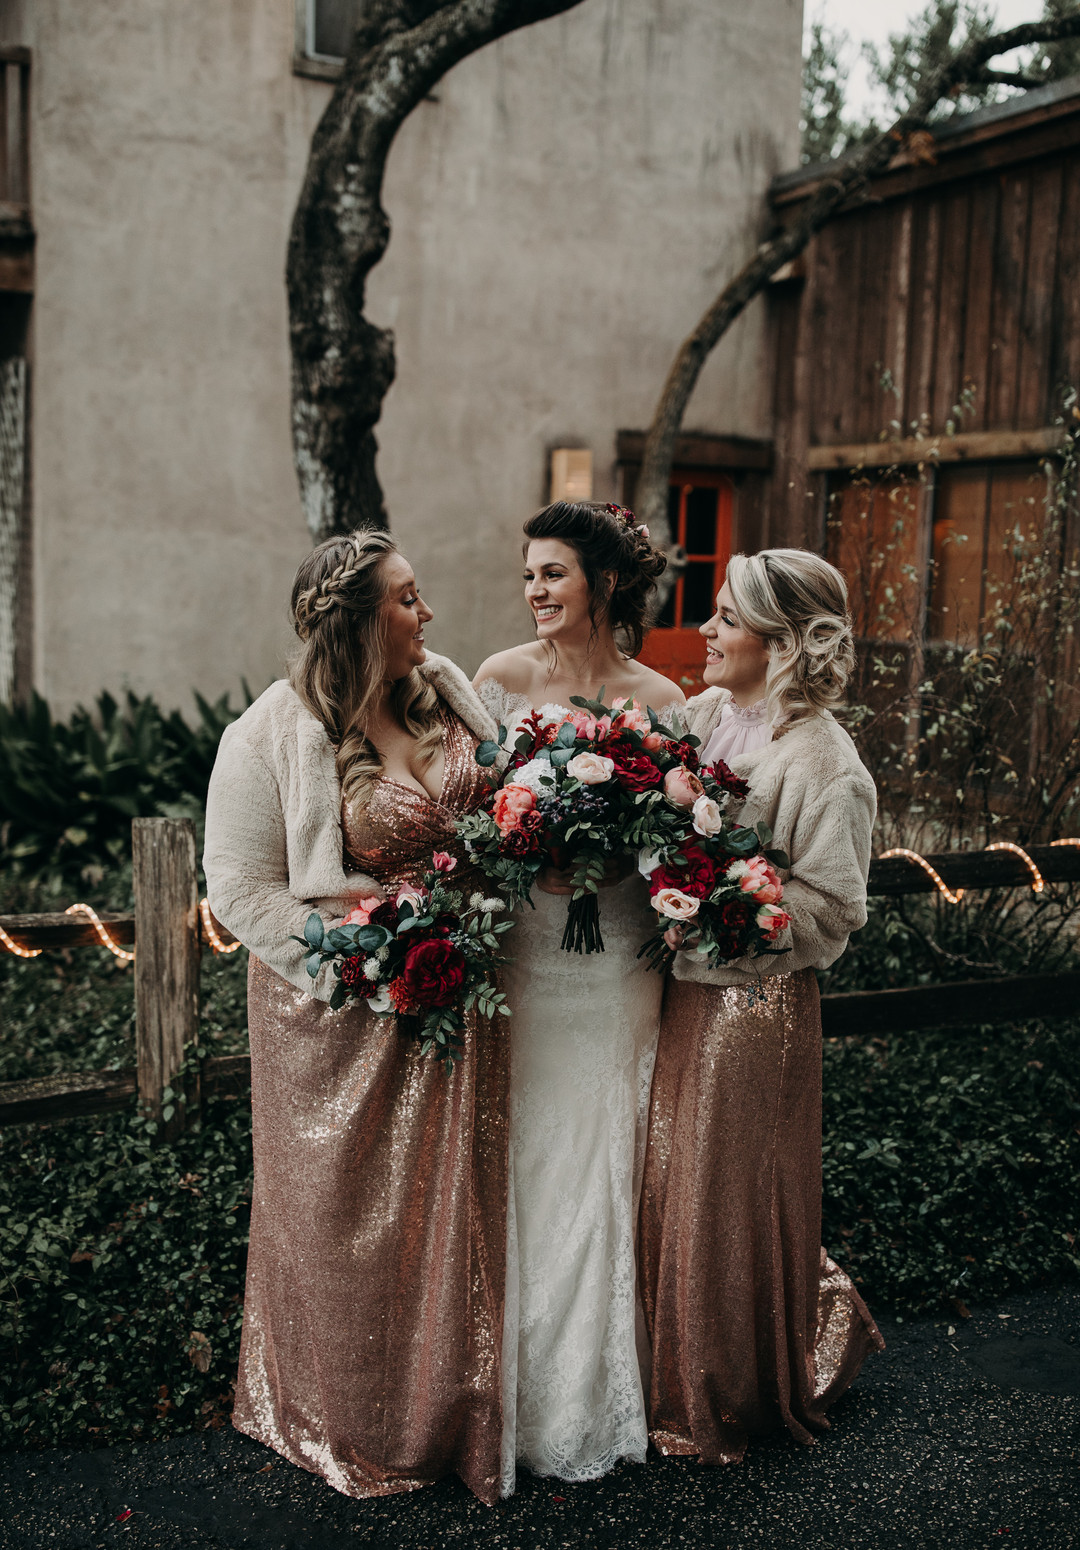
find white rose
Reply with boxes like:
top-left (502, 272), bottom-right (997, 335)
top-left (366, 986), bottom-right (392, 1013)
top-left (566, 752), bottom-right (616, 785)
top-left (637, 846), bottom-right (664, 879)
top-left (651, 886), bottom-right (701, 921)
top-left (509, 757), bottom-right (556, 796)
top-left (691, 795), bottom-right (724, 837)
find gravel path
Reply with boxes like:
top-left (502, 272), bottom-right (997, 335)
top-left (2, 1282), bottom-right (1078, 1550)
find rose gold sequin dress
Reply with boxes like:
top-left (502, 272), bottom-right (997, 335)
top-left (640, 900), bottom-right (884, 1458)
top-left (233, 708), bottom-right (510, 1505)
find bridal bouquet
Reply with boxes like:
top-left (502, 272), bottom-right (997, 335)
top-left (457, 693), bottom-right (713, 953)
top-left (636, 762), bottom-right (792, 973)
top-left (292, 853), bottom-right (513, 1071)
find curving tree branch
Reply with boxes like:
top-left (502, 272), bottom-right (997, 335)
top-left (288, 0), bottom-right (589, 542)
top-left (634, 13), bottom-right (1080, 553)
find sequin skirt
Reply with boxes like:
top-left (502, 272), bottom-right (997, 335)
top-left (639, 968), bottom-right (884, 1463)
top-left (233, 955), bottom-right (509, 1503)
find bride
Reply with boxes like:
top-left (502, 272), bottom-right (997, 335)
top-left (474, 499), bottom-right (683, 1490)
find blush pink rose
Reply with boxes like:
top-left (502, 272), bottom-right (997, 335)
top-left (652, 886), bottom-right (701, 921)
top-left (736, 856), bottom-right (784, 904)
top-left (566, 752), bottom-right (616, 784)
top-left (756, 903), bottom-right (791, 941)
top-left (611, 698), bottom-right (652, 734)
top-left (342, 896), bottom-right (387, 926)
top-left (641, 730), bottom-right (664, 751)
top-left (491, 783), bottom-right (537, 833)
top-left (691, 795), bottom-right (724, 837)
top-left (663, 766), bottom-right (705, 807)
top-left (396, 883), bottom-right (429, 910)
top-left (569, 711), bottom-right (613, 741)
top-left (431, 852), bottom-right (457, 873)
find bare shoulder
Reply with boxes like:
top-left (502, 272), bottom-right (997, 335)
top-left (626, 662), bottom-right (685, 710)
top-left (472, 643), bottom-right (546, 695)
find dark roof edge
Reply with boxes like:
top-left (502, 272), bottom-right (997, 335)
top-left (772, 70), bottom-right (1080, 198)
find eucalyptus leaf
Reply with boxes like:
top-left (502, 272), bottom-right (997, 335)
top-left (475, 741), bottom-right (500, 767)
top-left (303, 912), bottom-right (325, 949)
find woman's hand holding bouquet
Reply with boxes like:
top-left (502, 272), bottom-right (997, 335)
top-left (292, 852), bottom-right (513, 1072)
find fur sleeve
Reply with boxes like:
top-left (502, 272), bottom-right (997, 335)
top-left (203, 725), bottom-right (355, 1003)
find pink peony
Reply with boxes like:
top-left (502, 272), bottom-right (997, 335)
top-left (611, 698), bottom-right (652, 735)
top-left (342, 896), bottom-right (387, 926)
top-left (569, 710), bottom-right (613, 741)
top-left (652, 886), bottom-right (702, 921)
top-left (756, 903), bottom-right (790, 941)
top-left (641, 730), bottom-right (664, 751)
top-left (729, 856), bottom-right (783, 905)
top-left (431, 852), bottom-right (457, 873)
top-left (663, 766), bottom-right (705, 808)
top-left (491, 783), bottom-right (537, 833)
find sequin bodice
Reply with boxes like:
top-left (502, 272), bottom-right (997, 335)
top-left (342, 706), bottom-right (490, 890)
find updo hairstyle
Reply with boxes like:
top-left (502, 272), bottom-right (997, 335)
top-left (522, 500), bottom-right (667, 657)
top-left (289, 530), bottom-right (440, 807)
top-left (724, 548), bottom-right (855, 729)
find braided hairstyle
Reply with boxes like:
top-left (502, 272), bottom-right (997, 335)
top-left (522, 500), bottom-right (667, 657)
top-left (289, 531), bottom-right (440, 808)
top-left (724, 548), bottom-right (856, 729)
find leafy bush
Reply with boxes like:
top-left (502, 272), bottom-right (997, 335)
top-left (0, 1098), bottom-right (252, 1450)
top-left (0, 688), bottom-right (247, 888)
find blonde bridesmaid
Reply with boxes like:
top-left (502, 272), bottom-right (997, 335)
top-left (639, 547), bottom-right (885, 1465)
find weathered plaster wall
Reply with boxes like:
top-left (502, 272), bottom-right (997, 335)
top-left (11, 0), bottom-right (802, 714)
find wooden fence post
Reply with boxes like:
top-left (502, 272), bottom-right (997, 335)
top-left (132, 817), bottom-right (201, 1137)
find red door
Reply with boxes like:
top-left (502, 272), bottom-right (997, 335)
top-left (639, 473), bottom-right (733, 693)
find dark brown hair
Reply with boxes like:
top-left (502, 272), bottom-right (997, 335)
top-left (522, 500), bottom-right (667, 657)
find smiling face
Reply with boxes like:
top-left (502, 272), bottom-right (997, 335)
top-left (700, 580), bottom-right (771, 705)
top-left (524, 538), bottom-right (600, 643)
top-left (380, 551), bottom-right (433, 681)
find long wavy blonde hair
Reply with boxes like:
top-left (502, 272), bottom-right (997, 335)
top-left (724, 548), bottom-right (856, 730)
top-left (288, 531), bottom-right (441, 808)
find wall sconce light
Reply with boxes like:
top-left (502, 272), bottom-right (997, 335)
top-left (550, 448), bottom-right (593, 503)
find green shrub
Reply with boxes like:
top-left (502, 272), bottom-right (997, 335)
top-left (0, 1097), bottom-right (251, 1449)
top-left (0, 688), bottom-right (247, 888)
top-left (822, 1016), bottom-right (1080, 1313)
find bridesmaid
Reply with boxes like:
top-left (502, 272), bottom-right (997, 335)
top-left (639, 547), bottom-right (885, 1465)
top-left (203, 531), bottom-right (510, 1503)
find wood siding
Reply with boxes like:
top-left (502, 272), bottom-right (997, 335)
top-left (767, 90), bottom-right (1080, 546)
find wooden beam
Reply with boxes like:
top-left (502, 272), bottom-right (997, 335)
top-left (132, 818), bottom-right (201, 1135)
top-left (807, 426), bottom-right (1066, 471)
top-left (0, 246), bottom-right (32, 292)
top-left (0, 1054), bottom-right (251, 1128)
top-left (0, 46), bottom-right (31, 67)
top-left (821, 970), bottom-right (1080, 1038)
top-left (616, 430), bottom-right (773, 472)
top-left (0, 912), bottom-right (135, 951)
top-left (868, 843), bottom-right (1080, 897)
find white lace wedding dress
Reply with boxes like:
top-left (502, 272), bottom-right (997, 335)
top-left (477, 680), bottom-right (679, 1494)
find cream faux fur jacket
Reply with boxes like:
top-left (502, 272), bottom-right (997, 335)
top-left (202, 653), bottom-right (498, 1002)
top-left (673, 688), bottom-right (877, 987)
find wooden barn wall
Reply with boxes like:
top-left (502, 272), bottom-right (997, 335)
top-left (768, 140), bottom-right (1080, 546)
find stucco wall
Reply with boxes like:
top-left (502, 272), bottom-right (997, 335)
top-left (9, 0), bottom-right (802, 715)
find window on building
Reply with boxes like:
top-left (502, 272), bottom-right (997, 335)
top-left (638, 473), bottom-right (733, 691)
top-left (297, 0), bottom-right (363, 69)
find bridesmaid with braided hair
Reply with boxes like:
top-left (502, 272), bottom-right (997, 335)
top-left (204, 531), bottom-right (511, 1503)
top-left (639, 548), bottom-right (885, 1467)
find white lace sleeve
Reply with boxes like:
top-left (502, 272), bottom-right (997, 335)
top-left (474, 675), bottom-right (509, 727)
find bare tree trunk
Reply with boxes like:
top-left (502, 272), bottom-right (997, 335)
top-left (288, 0), bottom-right (588, 543)
top-left (635, 14), bottom-right (1080, 550)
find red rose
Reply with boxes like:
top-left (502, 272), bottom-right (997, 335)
top-left (340, 954), bottom-right (369, 989)
top-left (367, 900), bottom-right (399, 931)
top-left (704, 759), bottom-right (750, 802)
top-left (398, 938), bottom-right (467, 1010)
top-left (501, 828), bottom-right (540, 858)
top-left (650, 845), bottom-right (716, 900)
top-left (612, 753), bottom-right (664, 793)
top-left (519, 808), bottom-right (545, 834)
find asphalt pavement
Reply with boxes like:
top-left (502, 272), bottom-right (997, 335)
top-left (2, 1282), bottom-right (1078, 1550)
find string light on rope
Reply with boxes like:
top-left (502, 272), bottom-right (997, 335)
top-left (0, 923), bottom-right (43, 959)
top-left (199, 898), bottom-right (243, 955)
top-left (983, 841), bottom-right (1044, 893)
top-left (63, 903), bottom-right (136, 962)
top-left (879, 847), bottom-right (965, 904)
top-left (1050, 838), bottom-right (1080, 848)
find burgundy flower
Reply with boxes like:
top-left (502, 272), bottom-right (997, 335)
top-left (340, 955), bottom-right (369, 989)
top-left (368, 901), bottom-right (399, 931)
top-left (704, 759), bottom-right (750, 802)
top-left (662, 738), bottom-right (700, 772)
top-left (519, 808), bottom-right (545, 835)
top-left (612, 753), bottom-right (664, 793)
top-left (650, 845), bottom-right (716, 900)
top-left (501, 828), bottom-right (540, 858)
top-left (398, 938), bottom-right (467, 1010)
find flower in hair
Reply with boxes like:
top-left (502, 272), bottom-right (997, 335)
top-left (605, 502), bottom-right (649, 538)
